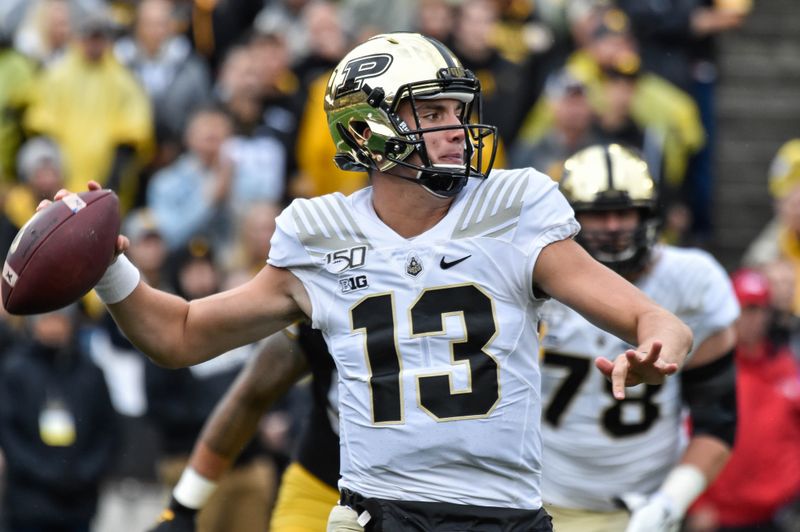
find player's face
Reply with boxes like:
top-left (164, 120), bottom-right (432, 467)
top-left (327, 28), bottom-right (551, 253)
top-left (576, 208), bottom-right (640, 253)
top-left (397, 98), bottom-right (467, 167)
top-left (577, 208), bottom-right (639, 232)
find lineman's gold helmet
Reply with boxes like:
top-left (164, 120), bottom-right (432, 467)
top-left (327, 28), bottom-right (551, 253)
top-left (560, 144), bottom-right (659, 273)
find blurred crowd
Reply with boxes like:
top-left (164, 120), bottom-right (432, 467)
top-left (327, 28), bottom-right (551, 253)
top-left (0, 0), bottom-right (797, 531)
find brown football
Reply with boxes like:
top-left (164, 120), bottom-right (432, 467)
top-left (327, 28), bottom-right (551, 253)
top-left (2, 189), bottom-right (120, 315)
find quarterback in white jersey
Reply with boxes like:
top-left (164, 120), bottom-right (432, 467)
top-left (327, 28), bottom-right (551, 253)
top-left (270, 166), bottom-right (576, 509)
top-left (59, 35), bottom-right (692, 532)
top-left (541, 145), bottom-right (739, 532)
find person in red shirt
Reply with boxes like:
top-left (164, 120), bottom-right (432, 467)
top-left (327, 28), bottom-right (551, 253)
top-left (689, 268), bottom-right (800, 531)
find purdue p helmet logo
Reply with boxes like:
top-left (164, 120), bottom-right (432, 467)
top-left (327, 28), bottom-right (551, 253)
top-left (335, 54), bottom-right (393, 99)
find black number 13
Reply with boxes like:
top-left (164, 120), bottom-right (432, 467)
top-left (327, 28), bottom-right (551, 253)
top-left (351, 285), bottom-right (500, 424)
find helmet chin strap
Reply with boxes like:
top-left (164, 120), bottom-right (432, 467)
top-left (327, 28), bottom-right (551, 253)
top-left (417, 164), bottom-right (470, 198)
top-left (382, 165), bottom-right (468, 198)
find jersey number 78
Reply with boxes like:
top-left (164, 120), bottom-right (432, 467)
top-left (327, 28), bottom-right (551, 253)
top-left (544, 352), bottom-right (662, 437)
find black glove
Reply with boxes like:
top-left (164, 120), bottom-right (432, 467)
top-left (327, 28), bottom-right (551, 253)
top-left (147, 497), bottom-right (198, 532)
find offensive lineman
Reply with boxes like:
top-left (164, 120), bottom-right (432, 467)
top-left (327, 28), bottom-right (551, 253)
top-left (49, 34), bottom-right (692, 531)
top-left (540, 144), bottom-right (739, 532)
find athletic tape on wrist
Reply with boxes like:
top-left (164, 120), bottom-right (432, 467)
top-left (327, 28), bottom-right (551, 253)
top-left (94, 255), bottom-right (140, 304)
top-left (173, 467), bottom-right (218, 510)
top-left (659, 464), bottom-right (707, 516)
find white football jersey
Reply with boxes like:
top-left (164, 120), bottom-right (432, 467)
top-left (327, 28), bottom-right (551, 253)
top-left (268, 168), bottom-right (578, 509)
top-left (539, 245), bottom-right (740, 511)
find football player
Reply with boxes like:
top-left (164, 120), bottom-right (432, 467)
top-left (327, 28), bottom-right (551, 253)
top-left (53, 34), bottom-right (692, 530)
top-left (148, 322), bottom-right (340, 532)
top-left (540, 144), bottom-right (739, 532)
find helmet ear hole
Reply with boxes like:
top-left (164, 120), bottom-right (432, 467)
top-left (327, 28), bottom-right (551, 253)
top-left (349, 121), bottom-right (370, 142)
top-left (335, 122), bottom-right (371, 168)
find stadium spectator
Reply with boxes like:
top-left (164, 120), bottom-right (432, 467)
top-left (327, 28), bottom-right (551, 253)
top-left (761, 258), bottom-right (800, 360)
top-left (510, 69), bottom-right (599, 179)
top-left (13, 0), bottom-right (74, 66)
top-left (88, 209), bottom-right (172, 426)
top-left (743, 139), bottom-right (800, 355)
top-left (0, 32), bottom-right (36, 184)
top-left (214, 45), bottom-right (265, 135)
top-left (23, 11), bottom-right (154, 213)
top-left (291, 1), bottom-right (349, 93)
top-left (146, 107), bottom-right (282, 253)
top-left (415, 0), bottom-right (456, 43)
top-left (743, 139), bottom-right (800, 283)
top-left (590, 59), bottom-right (645, 148)
top-left (490, 0), bottom-right (553, 65)
top-left (114, 0), bottom-right (213, 171)
top-left (144, 107), bottom-right (231, 252)
top-left (0, 137), bottom-right (65, 259)
top-left (588, 57), bottom-right (667, 196)
top-left (0, 305), bottom-right (119, 532)
top-left (212, 44), bottom-right (288, 203)
top-left (448, 0), bottom-right (524, 144)
top-left (253, 0), bottom-right (314, 67)
top-left (688, 268), bottom-right (800, 532)
top-left (0, 305), bottom-right (24, 365)
top-left (247, 29), bottom-right (305, 185)
top-left (490, 0), bottom-right (558, 140)
top-left (183, 0), bottom-right (263, 73)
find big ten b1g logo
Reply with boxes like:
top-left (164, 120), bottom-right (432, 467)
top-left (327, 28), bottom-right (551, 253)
top-left (335, 54), bottom-right (393, 99)
top-left (340, 274), bottom-right (369, 294)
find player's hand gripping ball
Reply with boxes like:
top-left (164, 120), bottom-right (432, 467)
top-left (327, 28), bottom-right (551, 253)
top-left (2, 189), bottom-right (120, 315)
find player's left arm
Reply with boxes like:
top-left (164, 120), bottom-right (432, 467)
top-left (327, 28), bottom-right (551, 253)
top-left (534, 238), bottom-right (693, 399)
top-left (623, 325), bottom-right (738, 532)
top-left (148, 329), bottom-right (310, 531)
top-left (679, 325), bottom-right (738, 478)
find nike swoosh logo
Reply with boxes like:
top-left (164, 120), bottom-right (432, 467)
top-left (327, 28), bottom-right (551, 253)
top-left (440, 255), bottom-right (472, 269)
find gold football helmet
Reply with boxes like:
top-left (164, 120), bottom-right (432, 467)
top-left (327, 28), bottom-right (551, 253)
top-left (324, 32), bottom-right (498, 197)
top-left (560, 144), bottom-right (660, 273)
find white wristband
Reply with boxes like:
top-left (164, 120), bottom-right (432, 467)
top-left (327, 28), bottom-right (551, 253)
top-left (94, 254), bottom-right (140, 304)
top-left (658, 464), bottom-right (707, 516)
top-left (173, 467), bottom-right (218, 510)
